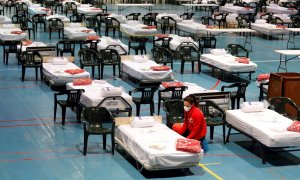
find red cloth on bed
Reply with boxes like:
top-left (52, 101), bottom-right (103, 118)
top-left (22, 40), bottom-right (33, 46)
top-left (64, 69), bottom-right (85, 75)
top-left (172, 123), bottom-right (183, 133)
top-left (73, 78), bottom-right (92, 86)
top-left (81, 29), bottom-right (92, 33)
top-left (235, 57), bottom-right (250, 64)
top-left (42, 8), bottom-right (51, 11)
top-left (162, 81), bottom-right (184, 88)
top-left (142, 25), bottom-right (156, 29)
top-left (156, 34), bottom-right (169, 38)
top-left (150, 66), bottom-right (171, 71)
top-left (86, 35), bottom-right (100, 40)
top-left (206, 25), bottom-right (214, 29)
top-left (276, 25), bottom-right (287, 29)
top-left (91, 8), bottom-right (101, 10)
top-left (287, 121), bottom-right (300, 133)
top-left (10, 31), bottom-right (25, 35)
top-left (176, 138), bottom-right (201, 153)
top-left (257, 74), bottom-right (270, 81)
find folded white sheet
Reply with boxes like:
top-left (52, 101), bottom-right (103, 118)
top-left (133, 55), bottom-right (149, 63)
top-left (130, 116), bottom-right (155, 128)
top-left (69, 23), bottom-right (81, 27)
top-left (52, 57), bottom-right (69, 65)
top-left (210, 49), bottom-right (227, 55)
top-left (241, 102), bottom-right (265, 113)
top-left (255, 19), bottom-right (267, 24)
top-left (102, 87), bottom-right (122, 97)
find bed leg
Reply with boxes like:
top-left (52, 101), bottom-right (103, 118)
top-left (259, 143), bottom-right (266, 164)
top-left (226, 127), bottom-right (231, 143)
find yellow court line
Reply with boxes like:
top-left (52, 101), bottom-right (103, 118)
top-left (199, 163), bottom-right (223, 180)
top-left (200, 162), bottom-right (221, 166)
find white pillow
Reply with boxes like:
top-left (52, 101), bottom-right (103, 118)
top-left (255, 19), bottom-right (267, 24)
top-left (241, 102), bottom-right (265, 113)
top-left (130, 116), bottom-right (155, 128)
top-left (69, 23), bottom-right (81, 27)
top-left (101, 87), bottom-right (122, 97)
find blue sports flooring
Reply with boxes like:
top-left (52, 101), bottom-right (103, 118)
top-left (0, 3), bottom-right (300, 180)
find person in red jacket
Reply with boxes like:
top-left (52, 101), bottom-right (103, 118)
top-left (173, 95), bottom-right (209, 152)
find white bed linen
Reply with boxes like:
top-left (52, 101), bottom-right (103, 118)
top-left (220, 6), bottom-right (255, 14)
top-left (97, 36), bottom-right (128, 54)
top-left (201, 53), bottom-right (257, 72)
top-left (77, 7), bottom-right (103, 15)
top-left (251, 23), bottom-right (288, 35)
top-left (169, 34), bottom-right (198, 50)
top-left (64, 27), bottom-right (97, 40)
top-left (115, 123), bottom-right (203, 169)
top-left (0, 16), bottom-right (12, 24)
top-left (122, 59), bottom-right (173, 81)
top-left (266, 5), bottom-right (298, 15)
top-left (28, 7), bottom-right (49, 15)
top-left (177, 20), bottom-right (207, 35)
top-left (43, 62), bottom-right (90, 85)
top-left (66, 81), bottom-right (133, 107)
top-left (226, 109), bottom-right (300, 147)
top-left (108, 14), bottom-right (128, 23)
top-left (0, 28), bottom-right (27, 41)
top-left (121, 21), bottom-right (157, 36)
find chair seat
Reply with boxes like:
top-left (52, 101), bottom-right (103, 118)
top-left (183, 57), bottom-right (198, 61)
top-left (82, 62), bottom-right (99, 66)
top-left (206, 117), bottom-right (224, 126)
top-left (86, 125), bottom-right (112, 134)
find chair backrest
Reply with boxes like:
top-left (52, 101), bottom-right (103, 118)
top-left (227, 44), bottom-right (249, 58)
top-left (131, 86), bottom-right (157, 104)
top-left (85, 16), bottom-right (97, 28)
top-left (57, 40), bottom-right (75, 51)
top-left (106, 45), bottom-right (127, 55)
top-left (48, 18), bottom-right (64, 28)
top-left (32, 14), bottom-right (46, 23)
top-left (99, 49), bottom-right (120, 64)
top-left (4, 41), bottom-right (22, 51)
top-left (70, 13), bottom-right (85, 22)
top-left (105, 17), bottom-right (120, 27)
top-left (162, 86), bottom-right (188, 99)
top-left (83, 107), bottom-right (114, 129)
top-left (269, 97), bottom-right (300, 120)
top-left (154, 37), bottom-right (172, 49)
top-left (179, 45), bottom-right (200, 59)
top-left (198, 99), bottom-right (225, 125)
top-left (180, 12), bottom-right (194, 20)
top-left (65, 2), bottom-right (77, 10)
top-left (126, 13), bottom-right (141, 21)
top-left (201, 16), bottom-right (215, 25)
top-left (163, 99), bottom-right (184, 128)
top-left (97, 96), bottom-right (132, 116)
top-left (193, 92), bottom-right (231, 111)
top-left (270, 16), bottom-right (284, 25)
top-left (142, 12), bottom-right (158, 25)
top-left (199, 36), bottom-right (217, 53)
top-left (85, 40), bottom-right (99, 51)
top-left (78, 49), bottom-right (99, 64)
top-left (161, 16), bottom-right (176, 25)
top-left (291, 15), bottom-right (300, 28)
top-left (95, 13), bottom-right (109, 23)
top-left (151, 46), bottom-right (173, 64)
top-left (21, 51), bottom-right (43, 65)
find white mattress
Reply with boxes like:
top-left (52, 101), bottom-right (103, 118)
top-left (43, 62), bottom-right (90, 85)
top-left (266, 6), bottom-right (298, 15)
top-left (97, 36), bottom-right (128, 54)
top-left (122, 59), bottom-right (173, 82)
top-left (0, 16), bottom-right (12, 24)
top-left (220, 6), bottom-right (255, 14)
top-left (177, 20), bottom-right (206, 35)
top-left (0, 28), bottom-right (27, 41)
top-left (201, 53), bottom-right (257, 72)
top-left (168, 34), bottom-right (198, 50)
top-left (251, 23), bottom-right (288, 35)
top-left (108, 14), bottom-right (128, 24)
top-left (226, 109), bottom-right (300, 147)
top-left (115, 122), bottom-right (203, 169)
top-left (66, 81), bottom-right (133, 107)
top-left (121, 21), bottom-right (157, 36)
top-left (77, 7), bottom-right (103, 15)
top-left (28, 7), bottom-right (48, 15)
top-left (156, 13), bottom-right (183, 23)
top-left (64, 27), bottom-right (97, 40)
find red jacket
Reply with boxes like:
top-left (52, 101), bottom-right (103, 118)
top-left (178, 106), bottom-right (207, 140)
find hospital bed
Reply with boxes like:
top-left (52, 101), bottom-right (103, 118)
top-left (114, 116), bottom-right (203, 171)
top-left (43, 57), bottom-right (90, 86)
top-left (66, 80), bottom-right (133, 116)
top-left (64, 25), bottom-right (97, 40)
top-left (251, 22), bottom-right (288, 37)
top-left (226, 109), bottom-right (300, 164)
top-left (220, 4), bottom-right (255, 14)
top-left (96, 36), bottom-right (128, 55)
top-left (121, 55), bottom-right (174, 86)
top-left (120, 20), bottom-right (157, 37)
top-left (266, 4), bottom-right (298, 15)
top-left (200, 53), bottom-right (257, 81)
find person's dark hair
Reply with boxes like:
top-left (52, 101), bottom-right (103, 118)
top-left (184, 95), bottom-right (199, 108)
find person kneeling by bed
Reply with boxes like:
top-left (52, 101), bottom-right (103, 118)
top-left (173, 95), bottom-right (209, 153)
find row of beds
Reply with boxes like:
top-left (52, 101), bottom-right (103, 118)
top-left (9, 4), bottom-right (299, 170)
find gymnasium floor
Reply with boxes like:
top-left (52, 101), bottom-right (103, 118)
top-left (0, 3), bottom-right (300, 180)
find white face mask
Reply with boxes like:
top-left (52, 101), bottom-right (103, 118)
top-left (184, 106), bottom-right (191, 112)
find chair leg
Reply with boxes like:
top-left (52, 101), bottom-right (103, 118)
top-left (231, 98), bottom-right (235, 109)
top-left (101, 64), bottom-right (104, 79)
top-left (150, 102), bottom-right (154, 115)
top-left (210, 126), bottom-right (214, 140)
top-left (83, 131), bottom-right (88, 156)
top-left (136, 104), bottom-right (140, 116)
top-left (5, 52), bottom-right (8, 65)
top-left (191, 61), bottom-right (194, 73)
top-left (236, 98), bottom-right (241, 109)
top-left (22, 67), bottom-right (26, 81)
top-left (98, 65), bottom-right (101, 80)
top-left (40, 67), bottom-right (43, 81)
top-left (54, 102), bottom-right (57, 122)
top-left (61, 107), bottom-right (66, 126)
top-left (111, 133), bottom-right (115, 155)
top-left (35, 67), bottom-right (38, 80)
top-left (113, 65), bottom-right (116, 77)
top-left (222, 124), bottom-right (226, 144)
top-left (103, 134), bottom-right (107, 150)
top-left (92, 66), bottom-right (95, 78)
top-left (118, 64), bottom-right (121, 78)
top-left (157, 99), bottom-right (161, 115)
top-left (181, 60), bottom-right (185, 74)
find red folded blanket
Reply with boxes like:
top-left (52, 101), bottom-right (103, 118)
top-left (235, 57), bottom-right (250, 64)
top-left (73, 78), bottom-right (92, 86)
top-left (42, 8), bottom-right (51, 11)
top-left (244, 7), bottom-right (252, 10)
top-left (150, 66), bottom-right (171, 71)
top-left (276, 25), bottom-right (287, 29)
top-left (206, 25), bottom-right (214, 29)
top-left (11, 31), bottom-right (25, 35)
top-left (64, 69), bottom-right (85, 75)
top-left (162, 81), bottom-right (184, 88)
top-left (86, 35), bottom-right (100, 41)
top-left (288, 8), bottom-right (296, 10)
top-left (257, 73), bottom-right (270, 81)
top-left (22, 40), bottom-right (33, 46)
top-left (81, 29), bottom-right (92, 33)
top-left (287, 121), bottom-right (300, 133)
top-left (142, 25), bottom-right (156, 29)
top-left (176, 138), bottom-right (201, 153)
top-left (91, 8), bottom-right (101, 10)
top-left (156, 34), bottom-right (169, 38)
